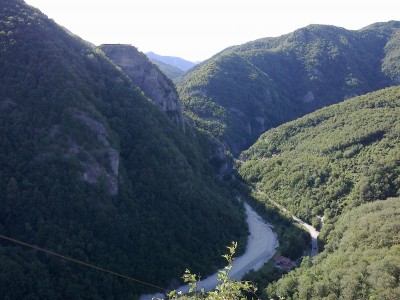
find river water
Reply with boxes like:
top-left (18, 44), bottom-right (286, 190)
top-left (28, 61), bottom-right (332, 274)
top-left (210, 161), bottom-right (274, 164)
top-left (140, 202), bottom-right (278, 299)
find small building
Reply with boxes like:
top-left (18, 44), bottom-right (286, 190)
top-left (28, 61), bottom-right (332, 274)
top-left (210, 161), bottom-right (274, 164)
top-left (275, 256), bottom-right (297, 269)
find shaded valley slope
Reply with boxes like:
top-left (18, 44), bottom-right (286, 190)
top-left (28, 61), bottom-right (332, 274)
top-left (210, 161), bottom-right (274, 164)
top-left (0, 0), bottom-right (247, 298)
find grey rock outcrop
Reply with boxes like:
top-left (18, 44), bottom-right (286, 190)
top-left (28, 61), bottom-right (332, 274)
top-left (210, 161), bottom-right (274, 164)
top-left (100, 44), bottom-right (185, 130)
top-left (69, 109), bottom-right (119, 195)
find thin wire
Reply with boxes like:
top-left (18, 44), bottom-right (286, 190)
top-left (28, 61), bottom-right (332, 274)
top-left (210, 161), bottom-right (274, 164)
top-left (250, 290), bottom-right (263, 300)
top-left (0, 233), bottom-right (169, 293)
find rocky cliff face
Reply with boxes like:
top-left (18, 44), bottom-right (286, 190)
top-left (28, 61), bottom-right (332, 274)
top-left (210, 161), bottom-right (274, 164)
top-left (68, 109), bottom-right (119, 195)
top-left (100, 44), bottom-right (185, 130)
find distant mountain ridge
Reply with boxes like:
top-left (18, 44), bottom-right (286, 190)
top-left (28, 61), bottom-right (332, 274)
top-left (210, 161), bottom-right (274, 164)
top-left (178, 21), bottom-right (400, 154)
top-left (146, 51), bottom-right (197, 72)
top-left (151, 58), bottom-right (186, 79)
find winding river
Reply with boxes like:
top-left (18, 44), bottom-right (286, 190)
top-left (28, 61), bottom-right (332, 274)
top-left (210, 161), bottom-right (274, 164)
top-left (140, 202), bottom-right (279, 299)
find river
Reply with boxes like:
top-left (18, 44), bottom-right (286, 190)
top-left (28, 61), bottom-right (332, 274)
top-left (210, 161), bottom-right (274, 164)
top-left (140, 202), bottom-right (279, 299)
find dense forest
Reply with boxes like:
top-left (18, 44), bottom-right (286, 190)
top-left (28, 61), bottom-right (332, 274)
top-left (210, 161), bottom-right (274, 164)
top-left (266, 198), bottom-right (400, 299)
top-left (239, 86), bottom-right (400, 226)
top-left (178, 22), bottom-right (400, 154)
top-left (238, 87), bottom-right (400, 299)
top-left (1, 0), bottom-right (400, 299)
top-left (0, 0), bottom-right (248, 298)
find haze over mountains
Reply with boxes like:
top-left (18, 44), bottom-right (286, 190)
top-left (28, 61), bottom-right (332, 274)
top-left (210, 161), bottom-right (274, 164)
top-left (146, 52), bottom-right (197, 71)
top-left (0, 0), bottom-right (399, 299)
top-left (149, 59), bottom-right (186, 80)
top-left (145, 52), bottom-right (199, 80)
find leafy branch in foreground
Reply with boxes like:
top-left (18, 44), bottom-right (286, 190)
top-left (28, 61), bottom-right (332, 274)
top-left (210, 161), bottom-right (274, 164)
top-left (166, 242), bottom-right (258, 300)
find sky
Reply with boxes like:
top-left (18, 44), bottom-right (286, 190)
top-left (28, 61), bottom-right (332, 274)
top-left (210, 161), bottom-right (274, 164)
top-left (24, 0), bottom-right (399, 62)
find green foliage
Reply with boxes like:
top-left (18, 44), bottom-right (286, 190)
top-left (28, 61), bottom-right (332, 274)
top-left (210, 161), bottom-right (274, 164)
top-left (167, 242), bottom-right (258, 300)
top-left (382, 29), bottom-right (400, 82)
top-left (239, 86), bottom-right (400, 223)
top-left (0, 0), bottom-right (247, 298)
top-left (266, 198), bottom-right (400, 300)
top-left (179, 52), bottom-right (290, 154)
top-left (239, 86), bottom-right (400, 298)
top-left (178, 22), bottom-right (400, 154)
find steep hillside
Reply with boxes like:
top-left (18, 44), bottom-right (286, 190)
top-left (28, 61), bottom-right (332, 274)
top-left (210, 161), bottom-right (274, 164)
top-left (0, 0), bottom-right (247, 298)
top-left (100, 44), bottom-right (185, 130)
top-left (239, 86), bottom-right (400, 225)
top-left (146, 51), bottom-right (196, 72)
top-left (266, 198), bottom-right (400, 299)
top-left (178, 22), bottom-right (400, 154)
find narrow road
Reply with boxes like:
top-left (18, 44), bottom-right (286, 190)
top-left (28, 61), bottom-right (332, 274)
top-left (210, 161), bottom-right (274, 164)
top-left (253, 187), bottom-right (319, 258)
top-left (140, 202), bottom-right (279, 299)
top-left (291, 216), bottom-right (319, 257)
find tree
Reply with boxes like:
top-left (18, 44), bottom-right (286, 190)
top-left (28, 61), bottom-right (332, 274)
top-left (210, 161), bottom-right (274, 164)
top-left (167, 242), bottom-right (258, 300)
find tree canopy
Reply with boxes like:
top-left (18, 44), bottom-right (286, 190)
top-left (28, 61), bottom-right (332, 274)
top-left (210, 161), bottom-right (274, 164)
top-left (0, 1), bottom-right (247, 298)
top-left (178, 22), bottom-right (400, 154)
top-left (239, 86), bottom-right (400, 226)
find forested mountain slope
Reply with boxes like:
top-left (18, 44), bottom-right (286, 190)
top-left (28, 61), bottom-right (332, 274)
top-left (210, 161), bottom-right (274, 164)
top-left (178, 22), bottom-right (400, 154)
top-left (266, 198), bottom-right (400, 299)
top-left (0, 0), bottom-right (247, 298)
top-left (238, 86), bottom-right (400, 299)
top-left (239, 86), bottom-right (400, 226)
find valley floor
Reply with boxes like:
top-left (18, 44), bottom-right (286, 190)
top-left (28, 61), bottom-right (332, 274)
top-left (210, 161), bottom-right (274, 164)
top-left (140, 202), bottom-right (279, 299)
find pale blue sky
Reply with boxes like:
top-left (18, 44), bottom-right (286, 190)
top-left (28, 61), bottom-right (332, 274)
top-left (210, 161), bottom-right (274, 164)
top-left (25, 0), bottom-right (399, 61)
